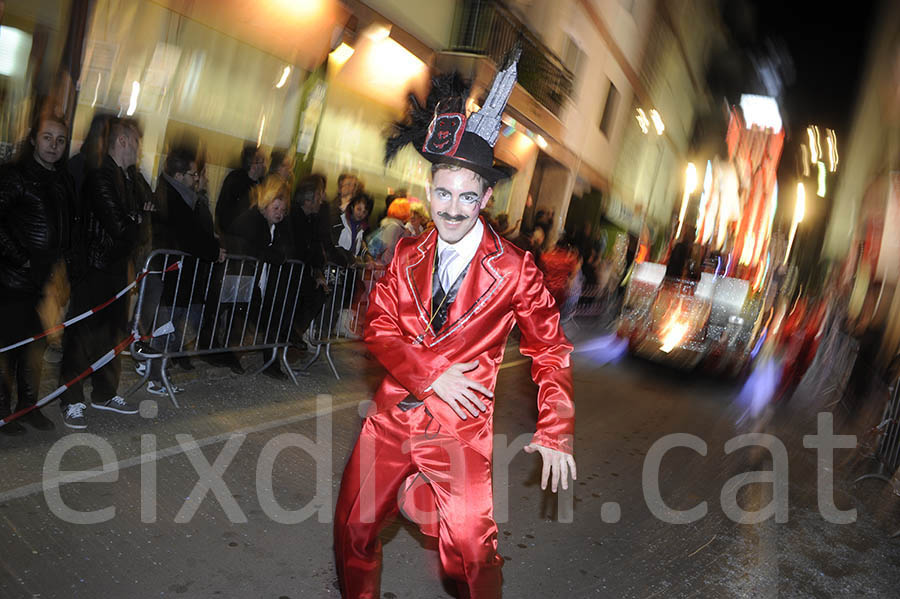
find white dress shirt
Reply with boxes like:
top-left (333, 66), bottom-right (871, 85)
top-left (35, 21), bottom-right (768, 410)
top-left (436, 218), bottom-right (483, 289)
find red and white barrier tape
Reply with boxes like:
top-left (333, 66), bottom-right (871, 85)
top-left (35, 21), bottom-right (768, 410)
top-left (0, 262), bottom-right (181, 354)
top-left (0, 332), bottom-right (146, 428)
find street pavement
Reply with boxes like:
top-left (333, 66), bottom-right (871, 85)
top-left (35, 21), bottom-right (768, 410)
top-left (2, 322), bottom-right (900, 598)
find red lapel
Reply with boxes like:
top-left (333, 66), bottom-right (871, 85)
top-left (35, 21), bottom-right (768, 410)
top-left (402, 228), bottom-right (437, 335)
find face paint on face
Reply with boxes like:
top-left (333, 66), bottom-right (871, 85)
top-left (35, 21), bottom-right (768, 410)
top-left (428, 167), bottom-right (491, 244)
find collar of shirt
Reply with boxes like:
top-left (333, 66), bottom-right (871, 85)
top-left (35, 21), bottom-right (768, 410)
top-left (163, 173), bottom-right (197, 210)
top-left (436, 217), bottom-right (483, 285)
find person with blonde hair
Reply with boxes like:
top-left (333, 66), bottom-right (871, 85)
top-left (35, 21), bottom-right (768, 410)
top-left (226, 175), bottom-right (295, 377)
top-left (229, 175), bottom-right (293, 264)
top-left (405, 200), bottom-right (429, 236)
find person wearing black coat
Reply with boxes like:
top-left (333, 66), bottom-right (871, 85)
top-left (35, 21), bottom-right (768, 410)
top-left (214, 143), bottom-right (265, 235)
top-left (288, 174), bottom-right (331, 349)
top-left (141, 148), bottom-right (225, 394)
top-left (58, 118), bottom-right (146, 429)
top-left (225, 176), bottom-right (294, 377)
top-left (0, 112), bottom-right (77, 434)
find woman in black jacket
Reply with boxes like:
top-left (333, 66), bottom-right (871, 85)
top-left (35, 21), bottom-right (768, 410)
top-left (226, 176), bottom-right (296, 377)
top-left (0, 111), bottom-right (76, 434)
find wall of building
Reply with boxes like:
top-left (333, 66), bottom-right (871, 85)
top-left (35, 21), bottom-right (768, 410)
top-left (609, 0), bottom-right (723, 241)
top-left (825, 0), bottom-right (900, 260)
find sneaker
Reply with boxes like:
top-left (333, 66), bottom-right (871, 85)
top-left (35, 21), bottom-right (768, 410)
top-left (62, 403), bottom-right (87, 429)
top-left (22, 408), bottom-right (55, 431)
top-left (134, 361), bottom-right (148, 377)
top-left (92, 395), bottom-right (139, 414)
top-left (0, 418), bottom-right (27, 436)
top-left (146, 381), bottom-right (184, 396)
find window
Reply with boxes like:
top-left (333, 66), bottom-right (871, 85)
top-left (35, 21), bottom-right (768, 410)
top-left (562, 34), bottom-right (586, 95)
top-left (599, 80), bottom-right (620, 138)
top-left (562, 35), bottom-right (584, 77)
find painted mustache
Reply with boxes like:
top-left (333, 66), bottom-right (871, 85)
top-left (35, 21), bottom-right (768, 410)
top-left (437, 212), bottom-right (467, 223)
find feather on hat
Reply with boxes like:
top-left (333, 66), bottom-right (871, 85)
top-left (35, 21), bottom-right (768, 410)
top-left (385, 47), bottom-right (521, 185)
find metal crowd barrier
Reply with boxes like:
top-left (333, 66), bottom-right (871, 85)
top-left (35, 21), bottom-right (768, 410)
top-left (298, 262), bottom-right (386, 380)
top-left (855, 378), bottom-right (900, 498)
top-left (126, 249), bottom-right (306, 405)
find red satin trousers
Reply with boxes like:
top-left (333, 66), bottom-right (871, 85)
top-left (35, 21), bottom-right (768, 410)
top-left (334, 405), bottom-right (503, 598)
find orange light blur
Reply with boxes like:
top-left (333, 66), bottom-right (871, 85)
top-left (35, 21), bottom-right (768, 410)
top-left (659, 300), bottom-right (690, 353)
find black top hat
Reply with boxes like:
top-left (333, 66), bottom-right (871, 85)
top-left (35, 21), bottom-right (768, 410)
top-left (386, 48), bottom-right (521, 186)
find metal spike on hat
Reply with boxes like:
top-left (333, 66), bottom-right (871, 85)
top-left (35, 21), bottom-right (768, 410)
top-left (465, 45), bottom-right (522, 148)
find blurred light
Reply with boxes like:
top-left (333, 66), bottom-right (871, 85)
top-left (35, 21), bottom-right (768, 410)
top-left (830, 129), bottom-right (839, 170)
top-left (366, 24), bottom-right (392, 41)
top-left (769, 181), bottom-right (779, 238)
top-left (126, 80), bottom-right (140, 116)
top-left (91, 72), bottom-right (102, 107)
top-left (275, 66), bottom-right (291, 89)
top-left (578, 333), bottom-right (628, 366)
top-left (784, 182), bottom-right (805, 266)
top-left (753, 251), bottom-right (770, 292)
top-left (513, 130), bottom-right (534, 154)
top-left (814, 126), bottom-right (822, 163)
top-left (685, 162), bottom-right (698, 193)
top-left (795, 182), bottom-right (806, 224)
top-left (535, 134), bottom-right (548, 149)
top-left (272, 0), bottom-right (325, 19)
top-left (697, 160), bottom-right (713, 243)
top-left (807, 127), bottom-right (818, 163)
top-left (800, 145), bottom-right (810, 176)
top-left (649, 109), bottom-right (665, 135)
top-left (329, 42), bottom-right (354, 67)
top-left (0, 26), bottom-right (31, 78)
top-left (659, 302), bottom-right (690, 353)
top-left (635, 108), bottom-right (649, 134)
top-left (257, 114), bottom-right (266, 147)
top-left (740, 232), bottom-right (755, 266)
top-left (826, 129), bottom-right (838, 172)
top-left (739, 94), bottom-right (782, 132)
top-left (675, 162), bottom-right (697, 239)
top-left (817, 161), bottom-right (826, 197)
top-left (362, 37), bottom-right (424, 89)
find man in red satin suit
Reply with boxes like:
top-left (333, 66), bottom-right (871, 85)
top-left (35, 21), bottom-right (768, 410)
top-left (334, 56), bottom-right (576, 599)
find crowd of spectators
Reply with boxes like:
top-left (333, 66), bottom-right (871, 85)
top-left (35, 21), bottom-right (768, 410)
top-left (0, 106), bottom-right (434, 436)
top-left (2, 105), bottom-right (626, 437)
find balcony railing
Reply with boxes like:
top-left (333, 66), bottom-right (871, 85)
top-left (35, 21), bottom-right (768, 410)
top-left (449, 0), bottom-right (574, 118)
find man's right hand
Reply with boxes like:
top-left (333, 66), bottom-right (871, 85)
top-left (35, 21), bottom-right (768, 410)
top-left (217, 248), bottom-right (226, 263)
top-left (430, 360), bottom-right (493, 420)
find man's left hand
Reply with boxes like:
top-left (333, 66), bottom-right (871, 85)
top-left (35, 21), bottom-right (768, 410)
top-left (523, 443), bottom-right (576, 493)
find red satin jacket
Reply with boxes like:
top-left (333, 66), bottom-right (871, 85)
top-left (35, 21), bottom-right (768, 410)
top-left (363, 221), bottom-right (575, 459)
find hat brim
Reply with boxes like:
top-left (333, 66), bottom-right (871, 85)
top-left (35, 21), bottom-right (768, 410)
top-left (419, 151), bottom-right (514, 186)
